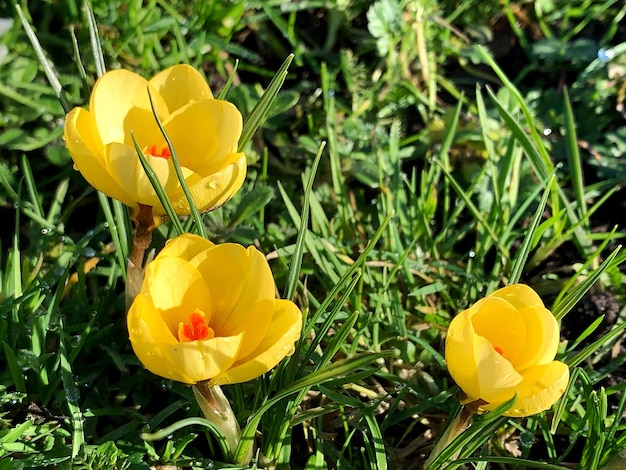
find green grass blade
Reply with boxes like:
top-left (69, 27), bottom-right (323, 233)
top-left (217, 60), bottom-right (240, 100)
top-left (563, 87), bottom-right (587, 226)
top-left (15, 4), bottom-right (71, 113)
top-left (146, 88), bottom-right (206, 238)
top-left (552, 245), bottom-right (622, 320)
top-left (130, 132), bottom-right (184, 236)
top-left (284, 141), bottom-right (326, 300)
top-left (509, 175), bottom-right (555, 284)
top-left (83, 0), bottom-right (106, 77)
top-left (238, 54), bottom-right (294, 151)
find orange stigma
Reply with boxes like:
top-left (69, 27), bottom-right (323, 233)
top-left (494, 346), bottom-right (504, 355)
top-left (143, 144), bottom-right (171, 159)
top-left (178, 310), bottom-right (214, 342)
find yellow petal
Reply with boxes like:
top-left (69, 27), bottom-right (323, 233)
top-left (471, 297), bottom-right (527, 368)
top-left (515, 305), bottom-right (559, 371)
top-left (128, 293), bottom-right (194, 383)
top-left (166, 332), bottom-right (244, 384)
top-left (149, 64), bottom-right (214, 113)
top-left (128, 292), bottom-right (244, 384)
top-left (90, 69), bottom-right (168, 147)
top-left (142, 256), bottom-right (212, 336)
top-left (473, 335), bottom-right (523, 404)
top-left (209, 299), bottom-right (302, 386)
top-left (161, 100), bottom-right (243, 173)
top-left (445, 308), bottom-right (481, 400)
top-left (158, 233), bottom-right (215, 261)
top-left (481, 361), bottom-right (570, 417)
top-left (105, 142), bottom-right (199, 207)
top-left (192, 244), bottom-right (275, 359)
top-left (165, 153), bottom-right (246, 216)
top-left (64, 108), bottom-right (136, 209)
top-left (491, 284), bottom-right (544, 310)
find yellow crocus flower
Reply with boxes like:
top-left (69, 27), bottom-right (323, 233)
top-left (127, 234), bottom-right (302, 385)
top-left (64, 65), bottom-right (246, 221)
top-left (445, 284), bottom-right (569, 417)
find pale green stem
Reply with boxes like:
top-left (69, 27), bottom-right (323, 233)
top-left (424, 404), bottom-right (476, 469)
top-left (193, 381), bottom-right (252, 464)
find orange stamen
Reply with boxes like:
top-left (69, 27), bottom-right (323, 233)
top-left (143, 144), bottom-right (171, 159)
top-left (494, 346), bottom-right (504, 355)
top-left (178, 310), bottom-right (214, 342)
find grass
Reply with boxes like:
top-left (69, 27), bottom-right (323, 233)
top-left (1, 0), bottom-right (626, 468)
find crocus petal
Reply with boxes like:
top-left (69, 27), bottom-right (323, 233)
top-left (149, 64), bottom-right (213, 113)
top-left (491, 284), bottom-right (544, 310)
top-left (158, 233), bottom-right (215, 261)
top-left (105, 142), bottom-right (199, 207)
top-left (90, 69), bottom-right (168, 147)
top-left (192, 244), bottom-right (275, 358)
top-left (481, 361), bottom-right (570, 417)
top-left (209, 299), bottom-right (302, 386)
top-left (515, 305), bottom-right (559, 371)
top-left (128, 292), bottom-right (244, 384)
top-left (64, 108), bottom-right (136, 208)
top-left (128, 294), bottom-right (193, 383)
top-left (166, 332), bottom-right (244, 384)
top-left (473, 335), bottom-right (523, 404)
top-left (162, 99), bottom-right (242, 173)
top-left (168, 153), bottom-right (246, 216)
top-left (470, 297), bottom-right (527, 368)
top-left (142, 256), bottom-right (213, 335)
top-left (446, 309), bottom-right (481, 400)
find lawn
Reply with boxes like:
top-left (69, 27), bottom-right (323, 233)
top-left (1, 0), bottom-right (625, 469)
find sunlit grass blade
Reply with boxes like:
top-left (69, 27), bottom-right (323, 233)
top-left (284, 141), bottom-right (326, 300)
top-left (130, 133), bottom-right (184, 236)
top-left (566, 321), bottom-right (626, 369)
top-left (83, 0), bottom-right (106, 77)
top-left (217, 59), bottom-right (240, 100)
top-left (509, 175), bottom-right (554, 284)
top-left (235, 350), bottom-right (397, 464)
top-left (563, 87), bottom-right (587, 227)
top-left (15, 4), bottom-right (71, 113)
top-left (58, 318), bottom-right (84, 457)
top-left (238, 54), bottom-right (294, 151)
top-left (363, 410), bottom-right (387, 470)
top-left (146, 88), bottom-right (206, 238)
top-left (436, 161), bottom-right (509, 259)
top-left (552, 225), bottom-right (619, 310)
top-left (552, 245), bottom-right (622, 320)
top-left (140, 417), bottom-right (229, 459)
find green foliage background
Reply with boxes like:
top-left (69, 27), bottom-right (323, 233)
top-left (0, 0), bottom-right (625, 468)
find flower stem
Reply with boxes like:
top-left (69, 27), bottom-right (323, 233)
top-left (126, 204), bottom-right (155, 309)
top-left (193, 381), bottom-right (251, 464)
top-left (424, 400), bottom-right (483, 468)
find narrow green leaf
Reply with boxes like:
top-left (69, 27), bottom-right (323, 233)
top-left (563, 87), bottom-right (587, 225)
top-left (146, 88), bottom-right (206, 238)
top-left (238, 54), bottom-right (294, 151)
top-left (83, 0), bottom-right (106, 77)
top-left (552, 245), bottom-right (622, 320)
top-left (509, 175), bottom-right (555, 284)
top-left (15, 4), bottom-right (71, 112)
top-left (217, 59), bottom-right (240, 100)
top-left (130, 132), bottom-right (184, 236)
top-left (285, 141), bottom-right (326, 300)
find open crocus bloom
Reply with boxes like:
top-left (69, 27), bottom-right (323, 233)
top-left (127, 234), bottom-right (302, 385)
top-left (64, 64), bottom-right (246, 222)
top-left (445, 284), bottom-right (569, 417)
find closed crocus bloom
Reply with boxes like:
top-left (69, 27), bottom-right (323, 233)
top-left (64, 65), bottom-right (246, 221)
top-left (127, 234), bottom-right (302, 385)
top-left (445, 284), bottom-right (569, 417)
